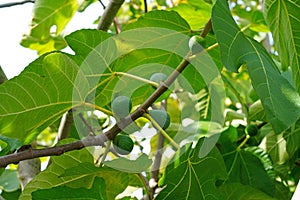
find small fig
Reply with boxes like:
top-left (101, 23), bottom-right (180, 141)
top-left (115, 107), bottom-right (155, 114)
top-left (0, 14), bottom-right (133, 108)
top-left (113, 134), bottom-right (134, 155)
top-left (189, 35), bottom-right (206, 54)
top-left (111, 96), bottom-right (132, 119)
top-left (150, 73), bottom-right (167, 84)
top-left (149, 109), bottom-right (170, 130)
top-left (246, 124), bottom-right (258, 137)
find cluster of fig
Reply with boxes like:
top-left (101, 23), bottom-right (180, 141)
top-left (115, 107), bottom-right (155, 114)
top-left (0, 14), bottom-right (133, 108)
top-left (110, 72), bottom-right (171, 155)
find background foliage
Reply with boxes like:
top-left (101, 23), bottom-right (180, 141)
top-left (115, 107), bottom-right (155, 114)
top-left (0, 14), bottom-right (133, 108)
top-left (0, 0), bottom-right (300, 199)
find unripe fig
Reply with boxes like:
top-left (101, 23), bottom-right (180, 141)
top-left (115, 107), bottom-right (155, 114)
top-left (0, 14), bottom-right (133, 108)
top-left (113, 134), bottom-right (134, 155)
top-left (246, 124), bottom-right (258, 137)
top-left (189, 35), bottom-right (206, 54)
top-left (149, 109), bottom-right (170, 130)
top-left (150, 73), bottom-right (167, 84)
top-left (111, 96), bottom-right (132, 119)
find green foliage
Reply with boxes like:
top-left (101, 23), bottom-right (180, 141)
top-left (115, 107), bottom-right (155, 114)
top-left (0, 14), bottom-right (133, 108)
top-left (212, 0), bottom-right (300, 134)
top-left (264, 0), bottom-right (300, 92)
top-left (156, 139), bottom-right (227, 199)
top-left (0, 0), bottom-right (300, 199)
top-left (104, 154), bottom-right (152, 173)
top-left (21, 0), bottom-right (78, 54)
top-left (0, 169), bottom-right (19, 192)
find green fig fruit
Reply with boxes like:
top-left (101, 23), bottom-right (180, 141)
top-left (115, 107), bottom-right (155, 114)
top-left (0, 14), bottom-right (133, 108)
top-left (111, 96), bottom-right (132, 119)
top-left (188, 35), bottom-right (206, 54)
top-left (246, 124), bottom-right (258, 137)
top-left (149, 109), bottom-right (170, 130)
top-left (113, 134), bottom-right (134, 155)
top-left (150, 73), bottom-right (167, 84)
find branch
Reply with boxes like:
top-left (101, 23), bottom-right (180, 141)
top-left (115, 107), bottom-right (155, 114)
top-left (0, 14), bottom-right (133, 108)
top-left (57, 110), bottom-right (74, 140)
top-left (150, 101), bottom-right (167, 195)
top-left (0, 58), bottom-right (190, 168)
top-left (97, 0), bottom-right (125, 31)
top-left (0, 0), bottom-right (34, 8)
top-left (0, 17), bottom-right (215, 167)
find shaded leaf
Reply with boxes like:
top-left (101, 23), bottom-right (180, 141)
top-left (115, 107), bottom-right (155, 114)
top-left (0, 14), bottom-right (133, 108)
top-left (218, 183), bottom-right (276, 200)
top-left (61, 163), bottom-right (140, 200)
top-left (103, 153), bottom-right (152, 173)
top-left (156, 138), bottom-right (227, 200)
top-left (20, 139), bottom-right (94, 200)
top-left (283, 119), bottom-right (300, 158)
top-left (274, 181), bottom-right (292, 200)
top-left (21, 0), bottom-right (78, 54)
top-left (248, 100), bottom-right (267, 121)
top-left (245, 146), bottom-right (275, 179)
top-left (264, 126), bottom-right (289, 164)
top-left (20, 139), bottom-right (140, 200)
top-left (32, 177), bottom-right (106, 200)
top-left (223, 149), bottom-right (275, 196)
top-left (264, 0), bottom-right (300, 92)
top-left (217, 126), bottom-right (238, 154)
top-left (212, 0), bottom-right (300, 133)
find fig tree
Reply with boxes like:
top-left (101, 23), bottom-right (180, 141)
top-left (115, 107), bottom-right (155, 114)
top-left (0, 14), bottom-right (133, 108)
top-left (111, 96), bottom-right (132, 119)
top-left (189, 35), bottom-right (206, 54)
top-left (149, 109), bottom-right (170, 130)
top-left (113, 134), bottom-right (134, 155)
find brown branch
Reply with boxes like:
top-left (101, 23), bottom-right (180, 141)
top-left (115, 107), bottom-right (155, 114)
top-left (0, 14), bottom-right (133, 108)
top-left (0, 58), bottom-right (190, 168)
top-left (0, 0), bottom-right (34, 8)
top-left (200, 18), bottom-right (212, 38)
top-left (97, 0), bottom-right (125, 31)
top-left (150, 101), bottom-right (167, 196)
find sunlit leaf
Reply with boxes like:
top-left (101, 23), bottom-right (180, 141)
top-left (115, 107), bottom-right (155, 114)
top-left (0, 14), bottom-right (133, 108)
top-left (21, 0), bottom-right (78, 54)
top-left (0, 53), bottom-right (85, 143)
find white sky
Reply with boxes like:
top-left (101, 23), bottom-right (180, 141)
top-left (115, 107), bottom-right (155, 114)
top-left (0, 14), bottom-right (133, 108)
top-left (0, 1), bottom-right (104, 79)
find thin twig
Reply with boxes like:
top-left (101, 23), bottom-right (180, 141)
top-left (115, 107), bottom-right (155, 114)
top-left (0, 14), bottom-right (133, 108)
top-left (97, 0), bottom-right (125, 31)
top-left (0, 0), bottom-right (34, 8)
top-left (200, 18), bottom-right (212, 38)
top-left (0, 57), bottom-right (190, 168)
top-left (78, 113), bottom-right (96, 135)
top-left (150, 101), bottom-right (167, 196)
top-left (144, 0), bottom-right (148, 13)
top-left (98, 0), bottom-right (106, 9)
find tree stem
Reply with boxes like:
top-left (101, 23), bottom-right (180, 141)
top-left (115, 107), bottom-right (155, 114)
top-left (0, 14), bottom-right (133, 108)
top-left (97, 0), bottom-right (125, 31)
